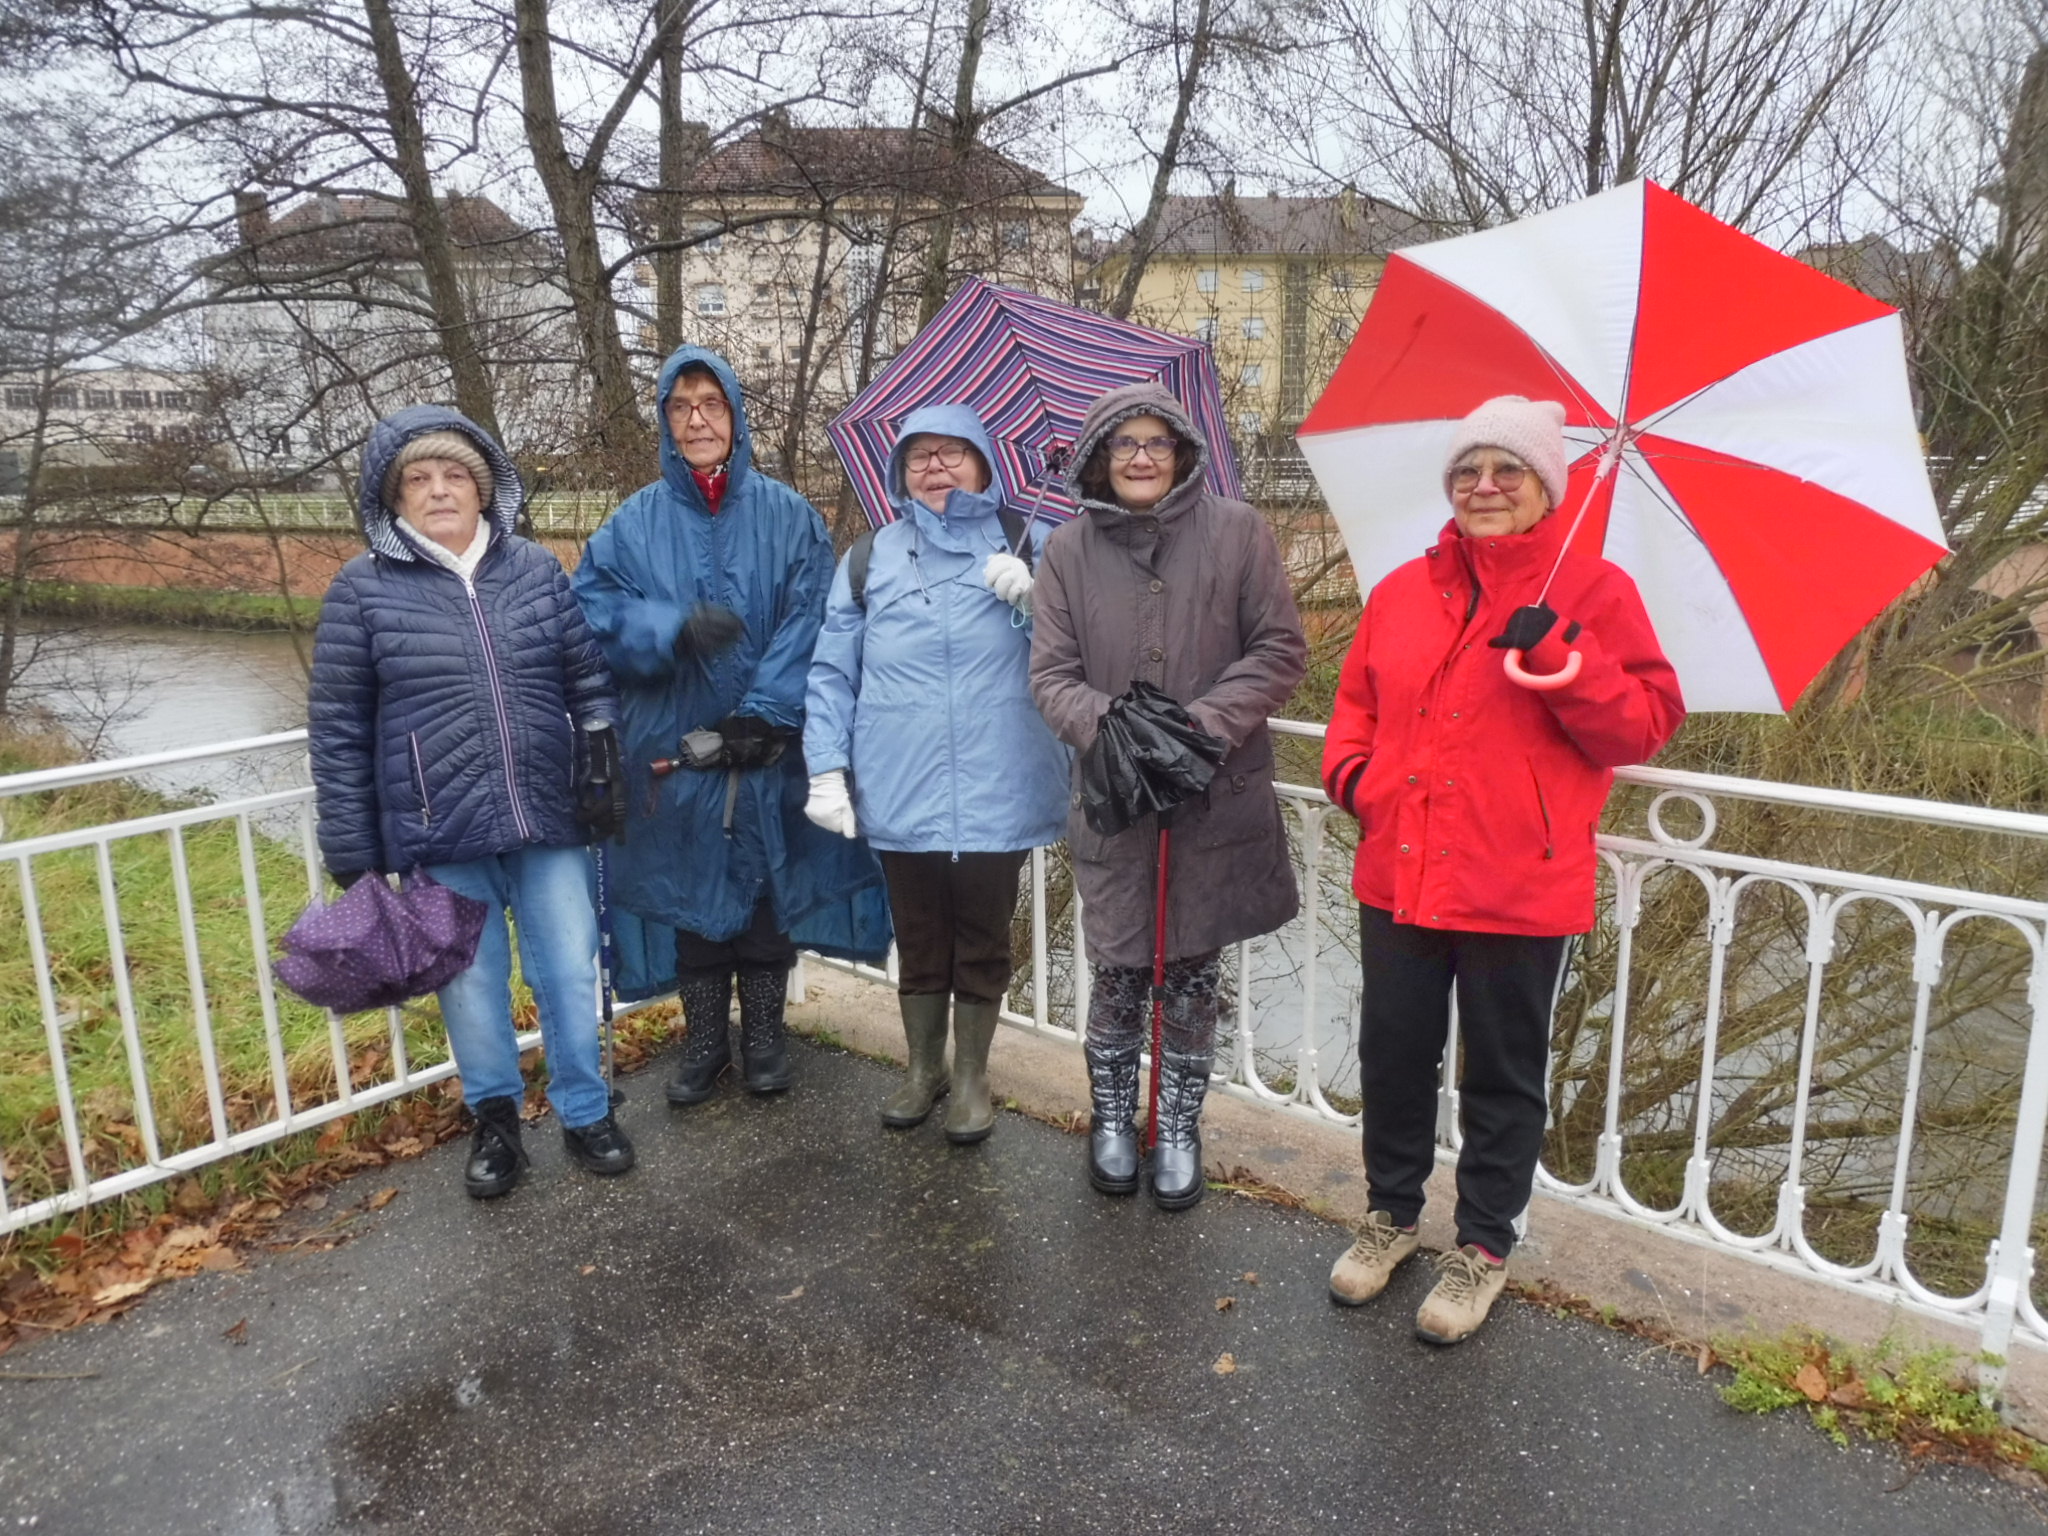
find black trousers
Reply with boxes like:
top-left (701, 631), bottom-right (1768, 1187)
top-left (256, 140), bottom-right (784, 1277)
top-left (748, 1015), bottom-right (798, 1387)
top-left (1358, 903), bottom-right (1568, 1258)
top-left (879, 850), bottom-right (1029, 1003)
top-left (675, 896), bottom-right (796, 977)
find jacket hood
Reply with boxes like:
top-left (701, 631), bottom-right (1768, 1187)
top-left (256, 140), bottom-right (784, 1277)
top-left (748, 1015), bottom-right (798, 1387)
top-left (357, 406), bottom-right (523, 564)
top-left (1063, 382), bottom-right (1210, 521)
top-left (887, 403), bottom-right (1006, 520)
top-left (656, 345), bottom-right (754, 506)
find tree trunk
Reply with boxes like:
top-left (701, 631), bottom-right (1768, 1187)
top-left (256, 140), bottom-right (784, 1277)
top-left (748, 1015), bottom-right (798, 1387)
top-left (916, 0), bottom-right (990, 327)
top-left (783, 217), bottom-right (836, 482)
top-left (512, 0), bottom-right (650, 465)
top-left (655, 0), bottom-right (688, 356)
top-left (361, 0), bottom-right (501, 439)
top-left (1109, 0), bottom-right (1215, 321)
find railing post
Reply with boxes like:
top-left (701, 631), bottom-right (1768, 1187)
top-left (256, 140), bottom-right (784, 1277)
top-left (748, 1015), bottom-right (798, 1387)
top-left (1980, 947), bottom-right (2048, 1406)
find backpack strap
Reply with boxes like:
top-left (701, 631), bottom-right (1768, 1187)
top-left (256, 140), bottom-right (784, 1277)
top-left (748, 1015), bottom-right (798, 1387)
top-left (848, 529), bottom-right (877, 612)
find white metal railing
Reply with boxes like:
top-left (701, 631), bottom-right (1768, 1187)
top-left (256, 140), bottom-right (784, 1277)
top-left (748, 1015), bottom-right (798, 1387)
top-left (7, 723), bottom-right (2048, 1394)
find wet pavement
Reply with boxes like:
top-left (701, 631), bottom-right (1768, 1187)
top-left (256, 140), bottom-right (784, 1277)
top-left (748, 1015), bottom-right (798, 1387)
top-left (2, 1036), bottom-right (2044, 1536)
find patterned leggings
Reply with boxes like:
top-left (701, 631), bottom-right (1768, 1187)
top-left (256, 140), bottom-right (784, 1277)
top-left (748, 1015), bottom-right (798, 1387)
top-left (1086, 950), bottom-right (1222, 1058)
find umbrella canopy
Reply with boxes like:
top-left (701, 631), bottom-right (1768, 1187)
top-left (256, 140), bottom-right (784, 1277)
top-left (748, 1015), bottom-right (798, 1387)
top-left (274, 872), bottom-right (489, 1014)
top-left (829, 277), bottom-right (1243, 531)
top-left (1297, 180), bottom-right (1951, 713)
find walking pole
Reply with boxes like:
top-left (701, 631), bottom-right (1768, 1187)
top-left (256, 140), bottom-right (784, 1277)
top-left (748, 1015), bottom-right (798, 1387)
top-left (595, 841), bottom-right (622, 1108)
top-left (1146, 807), bottom-right (1175, 1152)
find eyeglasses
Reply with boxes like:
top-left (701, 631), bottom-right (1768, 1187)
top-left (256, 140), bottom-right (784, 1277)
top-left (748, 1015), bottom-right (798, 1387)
top-left (905, 441), bottom-right (970, 472)
top-left (1450, 461), bottom-right (1528, 493)
top-left (1108, 434), bottom-right (1179, 464)
top-left (670, 395), bottom-right (730, 424)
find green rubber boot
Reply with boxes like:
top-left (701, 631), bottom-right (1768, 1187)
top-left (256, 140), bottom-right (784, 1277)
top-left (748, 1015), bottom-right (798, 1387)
top-left (943, 999), bottom-right (1000, 1145)
top-left (881, 993), bottom-right (951, 1128)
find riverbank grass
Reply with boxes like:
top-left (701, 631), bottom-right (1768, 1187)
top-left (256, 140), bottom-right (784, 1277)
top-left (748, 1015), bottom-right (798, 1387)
top-left (16, 581), bottom-right (312, 633)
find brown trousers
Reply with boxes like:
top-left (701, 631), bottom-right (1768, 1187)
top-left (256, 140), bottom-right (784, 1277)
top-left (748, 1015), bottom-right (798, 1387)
top-left (879, 850), bottom-right (1029, 1003)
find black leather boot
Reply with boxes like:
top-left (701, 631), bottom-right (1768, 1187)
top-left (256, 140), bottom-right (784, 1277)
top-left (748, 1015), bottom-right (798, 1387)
top-left (562, 1111), bottom-right (636, 1175)
top-left (737, 964), bottom-right (795, 1094)
top-left (1151, 1050), bottom-right (1213, 1211)
top-left (464, 1095), bottom-right (526, 1199)
top-left (666, 968), bottom-right (733, 1106)
top-left (1083, 1045), bottom-right (1141, 1196)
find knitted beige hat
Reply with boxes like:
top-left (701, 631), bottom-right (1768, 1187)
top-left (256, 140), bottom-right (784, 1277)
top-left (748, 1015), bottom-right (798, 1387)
top-left (384, 430), bottom-right (494, 512)
top-left (1442, 396), bottom-right (1569, 508)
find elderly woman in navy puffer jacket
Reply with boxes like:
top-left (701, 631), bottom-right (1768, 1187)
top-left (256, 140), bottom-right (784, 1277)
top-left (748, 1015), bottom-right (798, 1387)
top-left (804, 404), bottom-right (1069, 1142)
top-left (309, 405), bottom-right (634, 1201)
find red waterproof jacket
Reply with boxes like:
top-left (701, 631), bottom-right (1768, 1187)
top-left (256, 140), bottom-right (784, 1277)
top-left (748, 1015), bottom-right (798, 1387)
top-left (1322, 513), bottom-right (1684, 937)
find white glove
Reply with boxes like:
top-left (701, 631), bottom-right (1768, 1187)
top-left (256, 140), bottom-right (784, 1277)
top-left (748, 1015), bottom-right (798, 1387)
top-left (984, 551), bottom-right (1033, 615)
top-left (803, 769), bottom-right (859, 839)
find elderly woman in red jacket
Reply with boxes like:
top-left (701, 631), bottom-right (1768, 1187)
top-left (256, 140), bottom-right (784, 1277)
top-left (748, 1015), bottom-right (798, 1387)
top-left (1320, 395), bottom-right (1684, 1345)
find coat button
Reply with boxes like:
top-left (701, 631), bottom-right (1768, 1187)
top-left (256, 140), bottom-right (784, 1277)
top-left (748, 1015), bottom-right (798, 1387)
top-left (1450, 711), bottom-right (1460, 719)
top-left (1399, 843), bottom-right (1410, 853)
top-left (1417, 706), bottom-right (1426, 716)
top-left (1398, 907), bottom-right (1409, 917)
top-left (1232, 774), bottom-right (1245, 791)
top-left (1445, 779), bottom-right (1453, 787)
top-left (1440, 849), bottom-right (1449, 856)
top-left (1406, 774), bottom-right (1417, 784)
top-left (1441, 591), bottom-right (1450, 600)
top-left (1149, 579), bottom-right (1162, 592)
top-left (1149, 646), bottom-right (1163, 661)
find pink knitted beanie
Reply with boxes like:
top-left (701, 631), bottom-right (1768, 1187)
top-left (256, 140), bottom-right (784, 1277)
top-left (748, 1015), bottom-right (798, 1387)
top-left (1442, 396), bottom-right (1569, 508)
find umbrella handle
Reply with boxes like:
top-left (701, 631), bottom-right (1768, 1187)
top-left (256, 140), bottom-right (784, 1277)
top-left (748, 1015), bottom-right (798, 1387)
top-left (1503, 647), bottom-right (1582, 691)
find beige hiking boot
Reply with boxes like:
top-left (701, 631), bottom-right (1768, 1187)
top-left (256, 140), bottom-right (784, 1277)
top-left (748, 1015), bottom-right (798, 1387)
top-left (1328, 1210), bottom-right (1420, 1306)
top-left (1413, 1244), bottom-right (1508, 1345)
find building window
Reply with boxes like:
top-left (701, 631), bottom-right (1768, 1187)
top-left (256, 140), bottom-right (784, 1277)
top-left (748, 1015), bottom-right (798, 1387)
top-left (127, 422), bottom-right (154, 442)
top-left (1194, 316), bottom-right (1219, 343)
top-left (1242, 268), bottom-right (1267, 292)
top-left (157, 391), bottom-right (190, 409)
top-left (120, 390), bottom-right (152, 408)
top-left (695, 284), bottom-right (727, 316)
top-left (1330, 268), bottom-right (1353, 291)
top-left (1196, 268), bottom-right (1219, 294)
top-left (1239, 411), bottom-right (1263, 436)
top-left (781, 218), bottom-right (802, 239)
top-left (85, 390), bottom-right (114, 408)
top-left (50, 389), bottom-right (76, 409)
top-left (1328, 317), bottom-right (1352, 341)
top-left (754, 344), bottom-right (773, 365)
top-left (4, 388), bottom-right (33, 409)
top-left (1242, 317), bottom-right (1266, 340)
top-left (1000, 220), bottom-right (1029, 252)
top-left (693, 221), bottom-right (724, 253)
top-left (633, 262), bottom-right (654, 289)
top-left (753, 283), bottom-right (772, 299)
top-left (1239, 365), bottom-right (1263, 386)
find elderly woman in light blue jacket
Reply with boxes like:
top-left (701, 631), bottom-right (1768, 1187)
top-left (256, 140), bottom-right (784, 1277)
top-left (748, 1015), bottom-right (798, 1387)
top-left (805, 405), bottom-right (1069, 1143)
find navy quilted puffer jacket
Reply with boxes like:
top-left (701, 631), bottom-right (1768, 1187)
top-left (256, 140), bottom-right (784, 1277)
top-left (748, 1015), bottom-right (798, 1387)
top-left (309, 406), bottom-right (617, 875)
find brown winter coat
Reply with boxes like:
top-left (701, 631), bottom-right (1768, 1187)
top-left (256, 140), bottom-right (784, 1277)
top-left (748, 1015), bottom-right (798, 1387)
top-left (1030, 383), bottom-right (1309, 968)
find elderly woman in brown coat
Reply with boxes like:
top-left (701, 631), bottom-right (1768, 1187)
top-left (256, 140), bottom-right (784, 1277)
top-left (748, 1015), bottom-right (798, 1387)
top-left (1031, 382), bottom-right (1308, 1210)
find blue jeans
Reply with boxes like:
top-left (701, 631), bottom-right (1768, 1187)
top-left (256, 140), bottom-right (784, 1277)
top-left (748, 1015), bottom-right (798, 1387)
top-left (424, 845), bottom-right (608, 1129)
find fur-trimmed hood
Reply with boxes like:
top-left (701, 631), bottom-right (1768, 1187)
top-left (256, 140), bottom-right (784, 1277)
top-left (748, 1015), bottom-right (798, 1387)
top-left (356, 406), bottom-right (522, 564)
top-left (1062, 382), bottom-right (1211, 521)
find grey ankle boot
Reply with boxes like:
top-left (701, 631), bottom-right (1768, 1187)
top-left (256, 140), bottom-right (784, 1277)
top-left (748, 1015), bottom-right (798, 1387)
top-left (666, 969), bottom-right (732, 1106)
top-left (1083, 1045), bottom-right (1141, 1196)
top-left (1151, 1049), bottom-right (1213, 1211)
top-left (882, 993), bottom-right (951, 1128)
top-left (737, 964), bottom-right (795, 1094)
top-left (943, 999), bottom-right (1000, 1144)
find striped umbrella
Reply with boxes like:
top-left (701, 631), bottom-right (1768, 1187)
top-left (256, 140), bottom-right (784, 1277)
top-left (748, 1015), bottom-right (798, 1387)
top-left (829, 277), bottom-right (1242, 530)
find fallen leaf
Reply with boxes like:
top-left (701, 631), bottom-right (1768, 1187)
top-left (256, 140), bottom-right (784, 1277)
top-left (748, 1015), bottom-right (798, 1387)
top-left (1697, 1344), bottom-right (1716, 1376)
top-left (298, 1193), bottom-right (328, 1212)
top-left (381, 1137), bottom-right (424, 1158)
top-left (91, 1280), bottom-right (154, 1306)
top-left (51, 1232), bottom-right (85, 1261)
top-left (171, 1179), bottom-right (211, 1216)
top-left (1830, 1378), bottom-right (1871, 1410)
top-left (1241, 1272), bottom-right (1259, 1286)
top-left (365, 1188), bottom-right (399, 1211)
top-left (249, 1202), bottom-right (283, 1221)
top-left (1793, 1363), bottom-right (1829, 1402)
top-left (1212, 1352), bottom-right (1237, 1375)
top-left (1215, 1296), bottom-right (1236, 1312)
top-left (195, 1247), bottom-right (242, 1273)
top-left (222, 1318), bottom-right (248, 1346)
top-left (159, 1225), bottom-right (212, 1255)
top-left (314, 1123), bottom-right (348, 1155)
top-left (579, 1265), bottom-right (597, 1276)
top-left (778, 1286), bottom-right (805, 1302)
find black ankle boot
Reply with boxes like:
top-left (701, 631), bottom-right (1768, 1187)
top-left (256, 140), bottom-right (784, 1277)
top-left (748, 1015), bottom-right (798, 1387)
top-left (562, 1111), bottom-right (636, 1175)
top-left (1083, 1045), bottom-right (1141, 1196)
top-left (667, 969), bottom-right (733, 1106)
top-left (464, 1095), bottom-right (526, 1199)
top-left (737, 964), bottom-right (795, 1093)
top-left (1151, 1050), bottom-right (1213, 1211)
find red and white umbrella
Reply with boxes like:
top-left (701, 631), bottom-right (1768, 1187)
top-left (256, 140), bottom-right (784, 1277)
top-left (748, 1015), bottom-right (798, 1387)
top-left (1297, 180), bottom-right (1950, 713)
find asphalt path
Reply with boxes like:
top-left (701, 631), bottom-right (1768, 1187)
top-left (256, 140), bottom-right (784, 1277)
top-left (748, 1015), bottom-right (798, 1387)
top-left (3, 1036), bottom-right (2043, 1535)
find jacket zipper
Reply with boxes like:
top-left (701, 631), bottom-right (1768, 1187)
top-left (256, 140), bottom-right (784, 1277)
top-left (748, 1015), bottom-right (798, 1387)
top-left (1528, 759), bottom-right (1554, 860)
top-left (462, 565), bottom-right (534, 843)
top-left (941, 549), bottom-right (960, 860)
top-left (410, 732), bottom-right (433, 826)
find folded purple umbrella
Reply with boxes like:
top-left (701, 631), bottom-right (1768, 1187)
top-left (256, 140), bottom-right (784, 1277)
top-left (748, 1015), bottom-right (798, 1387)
top-left (274, 872), bottom-right (490, 1013)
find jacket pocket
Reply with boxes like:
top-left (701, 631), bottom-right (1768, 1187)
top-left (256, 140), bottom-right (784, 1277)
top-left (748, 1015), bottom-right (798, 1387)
top-left (1527, 757), bottom-right (1552, 861)
top-left (410, 733), bottom-right (433, 827)
top-left (1191, 732), bottom-right (1280, 850)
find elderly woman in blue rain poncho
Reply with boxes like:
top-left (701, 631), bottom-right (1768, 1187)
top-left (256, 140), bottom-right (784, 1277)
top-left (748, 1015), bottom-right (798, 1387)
top-left (804, 406), bottom-right (1069, 1143)
top-left (572, 347), bottom-right (889, 1106)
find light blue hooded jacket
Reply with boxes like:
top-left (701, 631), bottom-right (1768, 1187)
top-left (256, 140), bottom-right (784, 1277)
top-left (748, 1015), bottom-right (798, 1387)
top-left (572, 346), bottom-right (890, 995)
top-left (804, 404), bottom-right (1070, 855)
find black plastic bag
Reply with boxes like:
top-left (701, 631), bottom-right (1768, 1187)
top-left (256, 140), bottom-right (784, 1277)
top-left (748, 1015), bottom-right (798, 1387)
top-left (1078, 681), bottom-right (1228, 836)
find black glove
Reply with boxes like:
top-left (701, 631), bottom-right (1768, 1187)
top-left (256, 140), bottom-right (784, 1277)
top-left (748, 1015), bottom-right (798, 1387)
top-left (714, 713), bottom-right (788, 770)
top-left (676, 602), bottom-right (746, 660)
top-left (1488, 604), bottom-right (1564, 652)
top-left (575, 724), bottom-right (628, 840)
top-left (328, 868), bottom-right (367, 890)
